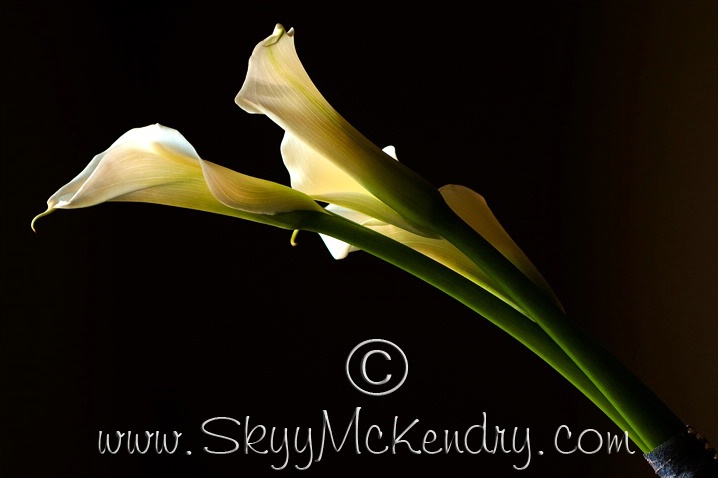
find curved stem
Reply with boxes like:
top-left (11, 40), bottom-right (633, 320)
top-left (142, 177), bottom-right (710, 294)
top-left (430, 206), bottom-right (683, 451)
top-left (292, 210), bottom-right (648, 451)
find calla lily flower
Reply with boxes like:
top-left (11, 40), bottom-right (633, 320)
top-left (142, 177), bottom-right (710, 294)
top-left (236, 24), bottom-right (559, 310)
top-left (236, 24), bottom-right (446, 235)
top-left (31, 124), bottom-right (325, 232)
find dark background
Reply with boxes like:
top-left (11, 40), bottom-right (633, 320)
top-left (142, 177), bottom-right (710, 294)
top-left (2, 1), bottom-right (717, 476)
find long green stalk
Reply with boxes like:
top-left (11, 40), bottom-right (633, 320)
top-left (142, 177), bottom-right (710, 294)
top-left (430, 206), bottom-right (683, 451)
top-left (288, 210), bottom-right (648, 451)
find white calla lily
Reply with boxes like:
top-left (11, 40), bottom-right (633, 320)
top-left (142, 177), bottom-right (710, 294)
top-left (236, 24), bottom-right (445, 234)
top-left (32, 124), bottom-right (324, 232)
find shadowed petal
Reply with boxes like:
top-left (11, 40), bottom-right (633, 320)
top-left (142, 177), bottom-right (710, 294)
top-left (281, 133), bottom-right (429, 235)
top-left (199, 159), bottom-right (324, 214)
top-left (440, 184), bottom-right (561, 308)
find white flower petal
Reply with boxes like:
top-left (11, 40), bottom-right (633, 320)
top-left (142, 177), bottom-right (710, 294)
top-left (43, 124), bottom-right (201, 210)
top-left (317, 203), bottom-right (368, 260)
top-left (280, 132), bottom-right (366, 196)
top-left (319, 234), bottom-right (359, 260)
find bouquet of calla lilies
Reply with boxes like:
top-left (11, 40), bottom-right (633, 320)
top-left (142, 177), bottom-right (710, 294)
top-left (32, 24), bottom-right (717, 476)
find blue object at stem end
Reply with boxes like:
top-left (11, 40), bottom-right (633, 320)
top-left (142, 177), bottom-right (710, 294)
top-left (645, 426), bottom-right (718, 477)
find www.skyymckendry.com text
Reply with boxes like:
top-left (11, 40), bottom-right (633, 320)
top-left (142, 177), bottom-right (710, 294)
top-left (98, 408), bottom-right (635, 471)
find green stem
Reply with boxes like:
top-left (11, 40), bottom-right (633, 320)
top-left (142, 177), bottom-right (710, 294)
top-left (290, 210), bottom-right (648, 451)
top-left (431, 206), bottom-right (683, 451)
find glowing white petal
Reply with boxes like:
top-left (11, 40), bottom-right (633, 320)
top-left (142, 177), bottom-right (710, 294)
top-left (32, 124), bottom-right (320, 231)
top-left (236, 24), bottom-right (441, 232)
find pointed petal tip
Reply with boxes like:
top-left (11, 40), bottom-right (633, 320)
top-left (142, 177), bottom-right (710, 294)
top-left (31, 206), bottom-right (55, 233)
top-left (382, 145), bottom-right (397, 160)
top-left (264, 24), bottom-right (292, 46)
top-left (319, 233), bottom-right (356, 260)
top-left (440, 184), bottom-right (564, 311)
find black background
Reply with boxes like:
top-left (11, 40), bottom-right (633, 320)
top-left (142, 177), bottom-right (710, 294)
top-left (2, 1), bottom-right (717, 477)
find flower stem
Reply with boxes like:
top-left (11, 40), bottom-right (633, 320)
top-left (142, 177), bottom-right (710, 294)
top-left (430, 206), bottom-right (684, 451)
top-left (290, 210), bottom-right (648, 451)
